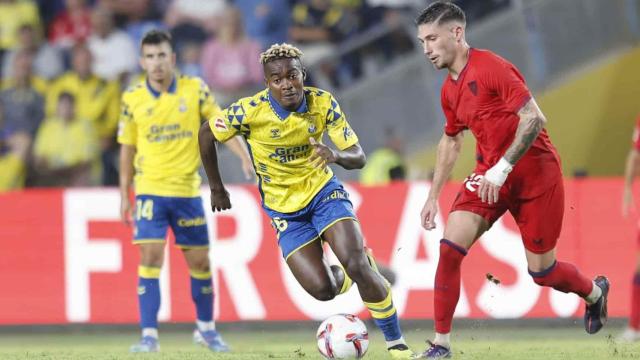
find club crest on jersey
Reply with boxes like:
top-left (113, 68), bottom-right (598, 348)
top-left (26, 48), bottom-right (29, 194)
top-left (467, 81), bottom-right (478, 96)
top-left (179, 98), bottom-right (187, 112)
top-left (270, 128), bottom-right (281, 138)
top-left (214, 118), bottom-right (228, 131)
top-left (308, 124), bottom-right (316, 134)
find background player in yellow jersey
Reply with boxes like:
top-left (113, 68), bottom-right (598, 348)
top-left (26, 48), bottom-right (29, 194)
top-left (118, 30), bottom-right (251, 353)
top-left (199, 43), bottom-right (413, 359)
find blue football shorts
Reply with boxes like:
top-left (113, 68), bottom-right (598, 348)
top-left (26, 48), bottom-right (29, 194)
top-left (263, 177), bottom-right (357, 260)
top-left (133, 194), bottom-right (209, 248)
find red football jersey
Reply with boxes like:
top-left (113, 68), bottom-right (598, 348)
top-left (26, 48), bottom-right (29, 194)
top-left (441, 48), bottom-right (561, 197)
top-left (633, 115), bottom-right (640, 150)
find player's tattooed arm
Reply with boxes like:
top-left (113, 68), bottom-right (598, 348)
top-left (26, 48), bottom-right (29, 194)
top-left (503, 98), bottom-right (546, 165)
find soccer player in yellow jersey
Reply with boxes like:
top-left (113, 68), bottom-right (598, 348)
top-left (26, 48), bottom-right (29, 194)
top-left (118, 30), bottom-right (251, 353)
top-left (199, 43), bottom-right (413, 359)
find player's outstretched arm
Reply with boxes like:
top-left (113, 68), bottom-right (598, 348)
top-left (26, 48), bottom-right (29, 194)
top-left (623, 148), bottom-right (640, 217)
top-left (119, 144), bottom-right (136, 226)
top-left (224, 136), bottom-right (255, 180)
top-left (421, 132), bottom-right (464, 230)
top-left (198, 122), bottom-right (231, 212)
top-left (309, 137), bottom-right (366, 170)
top-left (478, 98), bottom-right (546, 204)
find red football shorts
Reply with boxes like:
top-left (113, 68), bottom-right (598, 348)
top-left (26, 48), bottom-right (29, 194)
top-left (450, 172), bottom-right (564, 254)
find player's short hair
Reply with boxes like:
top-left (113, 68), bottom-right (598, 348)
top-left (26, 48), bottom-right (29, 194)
top-left (140, 30), bottom-right (173, 50)
top-left (58, 91), bottom-right (75, 103)
top-left (259, 43), bottom-right (304, 65)
top-left (415, 1), bottom-right (466, 27)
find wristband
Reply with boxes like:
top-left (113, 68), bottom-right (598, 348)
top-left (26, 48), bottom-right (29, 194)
top-left (484, 157), bottom-right (513, 186)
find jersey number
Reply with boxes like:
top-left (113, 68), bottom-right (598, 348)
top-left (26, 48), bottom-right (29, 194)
top-left (136, 199), bottom-right (154, 221)
top-left (271, 217), bottom-right (288, 232)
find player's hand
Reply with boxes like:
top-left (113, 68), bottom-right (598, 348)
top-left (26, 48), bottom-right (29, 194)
top-left (480, 158), bottom-right (512, 205)
top-left (241, 159), bottom-right (255, 181)
top-left (309, 137), bottom-right (337, 169)
top-left (211, 188), bottom-right (231, 212)
top-left (420, 198), bottom-right (438, 230)
top-left (120, 196), bottom-right (133, 226)
top-left (623, 187), bottom-right (635, 217)
top-left (477, 177), bottom-right (501, 205)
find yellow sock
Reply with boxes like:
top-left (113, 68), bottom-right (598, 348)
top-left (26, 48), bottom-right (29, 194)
top-left (338, 265), bottom-right (353, 294)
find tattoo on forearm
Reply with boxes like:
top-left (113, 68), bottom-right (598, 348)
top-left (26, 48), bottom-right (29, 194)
top-left (504, 101), bottom-right (544, 164)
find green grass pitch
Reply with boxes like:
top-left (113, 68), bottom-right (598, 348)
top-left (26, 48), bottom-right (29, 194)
top-left (0, 322), bottom-right (637, 359)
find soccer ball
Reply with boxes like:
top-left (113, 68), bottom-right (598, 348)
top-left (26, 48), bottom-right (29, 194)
top-left (316, 314), bottom-right (369, 359)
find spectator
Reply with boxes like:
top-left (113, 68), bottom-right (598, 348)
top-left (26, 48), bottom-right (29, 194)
top-left (234, 0), bottom-right (290, 50)
top-left (99, 0), bottom-right (166, 46)
top-left (3, 24), bottom-right (64, 80)
top-left (0, 0), bottom-right (41, 53)
top-left (48, 0), bottom-right (92, 49)
top-left (46, 43), bottom-right (120, 184)
top-left (201, 6), bottom-right (263, 107)
top-left (360, 0), bottom-right (415, 65)
top-left (0, 49), bottom-right (45, 137)
top-left (0, 101), bottom-right (31, 191)
top-left (164, 0), bottom-right (227, 48)
top-left (179, 42), bottom-right (202, 77)
top-left (87, 6), bottom-right (138, 81)
top-left (289, 0), bottom-right (362, 88)
top-left (359, 129), bottom-right (406, 185)
top-left (32, 92), bottom-right (100, 187)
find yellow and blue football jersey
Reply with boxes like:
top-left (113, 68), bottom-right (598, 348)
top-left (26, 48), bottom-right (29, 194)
top-left (118, 75), bottom-right (223, 197)
top-left (208, 87), bottom-right (359, 213)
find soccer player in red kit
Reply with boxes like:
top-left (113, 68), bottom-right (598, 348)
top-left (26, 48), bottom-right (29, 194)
top-left (620, 115), bottom-right (640, 342)
top-left (414, 2), bottom-right (609, 358)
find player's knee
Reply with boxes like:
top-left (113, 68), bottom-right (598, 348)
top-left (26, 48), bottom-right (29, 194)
top-left (302, 275), bottom-right (337, 301)
top-left (140, 251), bottom-right (164, 268)
top-left (189, 259), bottom-right (210, 273)
top-left (307, 282), bottom-right (336, 301)
top-left (342, 256), bottom-right (370, 284)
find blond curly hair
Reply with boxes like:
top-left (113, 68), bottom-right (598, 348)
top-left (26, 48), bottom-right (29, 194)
top-left (259, 43), bottom-right (304, 65)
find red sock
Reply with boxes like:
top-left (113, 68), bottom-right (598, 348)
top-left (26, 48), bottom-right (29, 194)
top-left (630, 273), bottom-right (640, 330)
top-left (434, 239), bottom-right (467, 334)
top-left (529, 261), bottom-right (593, 297)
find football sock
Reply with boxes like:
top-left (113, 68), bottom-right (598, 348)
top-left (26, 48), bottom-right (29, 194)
top-left (142, 327), bottom-right (158, 339)
top-left (434, 239), bottom-right (466, 334)
top-left (584, 279), bottom-right (603, 304)
top-left (529, 261), bottom-right (594, 300)
top-left (190, 269), bottom-right (214, 322)
top-left (196, 320), bottom-right (216, 332)
top-left (138, 266), bottom-right (161, 331)
top-left (434, 332), bottom-right (451, 348)
top-left (630, 272), bottom-right (640, 330)
top-left (333, 264), bottom-right (353, 295)
top-left (363, 287), bottom-right (404, 345)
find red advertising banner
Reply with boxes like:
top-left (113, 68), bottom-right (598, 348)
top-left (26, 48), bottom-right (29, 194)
top-left (0, 179), bottom-right (636, 324)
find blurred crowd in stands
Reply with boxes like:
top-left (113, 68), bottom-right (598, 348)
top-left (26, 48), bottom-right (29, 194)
top-left (0, 0), bottom-right (509, 191)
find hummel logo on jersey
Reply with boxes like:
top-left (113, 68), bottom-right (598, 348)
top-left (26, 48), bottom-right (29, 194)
top-left (179, 98), bottom-right (187, 112)
top-left (468, 81), bottom-right (478, 96)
